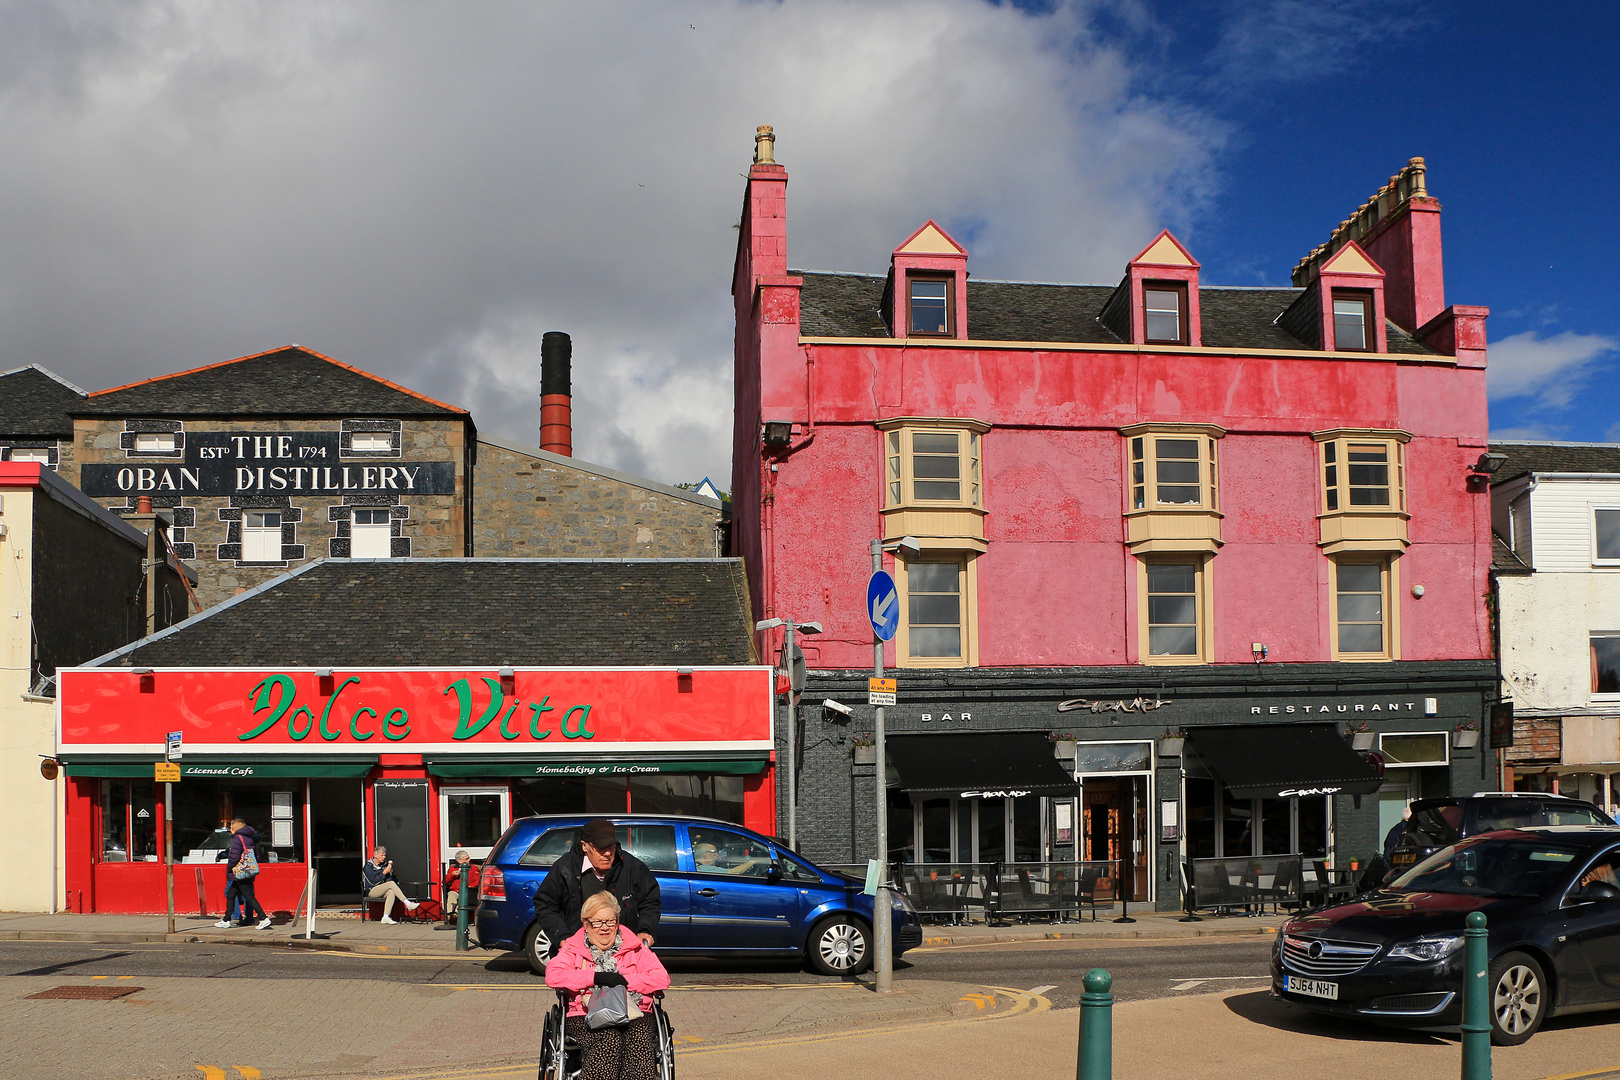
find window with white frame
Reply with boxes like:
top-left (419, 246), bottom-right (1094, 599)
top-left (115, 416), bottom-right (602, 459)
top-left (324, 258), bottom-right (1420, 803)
top-left (242, 511), bottom-right (282, 562)
top-left (1594, 635), bottom-right (1620, 696)
top-left (885, 426), bottom-right (981, 508)
top-left (351, 508), bottom-right (393, 558)
top-left (1318, 432), bottom-right (1407, 514)
top-left (7, 447), bottom-right (51, 463)
top-left (133, 432), bottom-right (178, 453)
top-left (349, 433), bottom-right (394, 452)
top-left (1595, 509), bottom-right (1620, 564)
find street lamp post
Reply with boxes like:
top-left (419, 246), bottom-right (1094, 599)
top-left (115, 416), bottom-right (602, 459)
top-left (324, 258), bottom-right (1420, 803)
top-left (756, 617), bottom-right (822, 851)
top-left (869, 535), bottom-right (919, 995)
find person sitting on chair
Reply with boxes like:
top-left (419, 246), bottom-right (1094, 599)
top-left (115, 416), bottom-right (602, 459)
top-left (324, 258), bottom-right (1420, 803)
top-left (444, 849), bottom-right (481, 922)
top-left (361, 846), bottom-right (419, 924)
top-left (544, 892), bottom-right (670, 1080)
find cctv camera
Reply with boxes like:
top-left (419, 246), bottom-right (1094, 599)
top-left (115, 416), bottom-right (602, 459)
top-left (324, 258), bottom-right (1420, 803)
top-left (822, 699), bottom-right (854, 716)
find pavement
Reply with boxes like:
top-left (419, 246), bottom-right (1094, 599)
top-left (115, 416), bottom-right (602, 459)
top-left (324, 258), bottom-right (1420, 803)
top-left (0, 908), bottom-right (1286, 956)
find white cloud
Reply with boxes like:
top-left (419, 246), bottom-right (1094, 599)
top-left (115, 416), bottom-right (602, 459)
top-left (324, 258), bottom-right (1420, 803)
top-left (1487, 330), bottom-right (1619, 410)
top-left (0, 0), bottom-right (1226, 486)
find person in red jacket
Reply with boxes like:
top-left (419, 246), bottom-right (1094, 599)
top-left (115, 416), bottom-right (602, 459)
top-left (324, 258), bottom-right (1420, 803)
top-left (544, 891), bottom-right (670, 1080)
top-left (443, 849), bottom-right (481, 922)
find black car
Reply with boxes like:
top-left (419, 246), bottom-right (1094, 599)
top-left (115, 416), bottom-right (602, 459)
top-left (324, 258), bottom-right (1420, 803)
top-left (1387, 794), bottom-right (1612, 877)
top-left (1272, 826), bottom-right (1620, 1044)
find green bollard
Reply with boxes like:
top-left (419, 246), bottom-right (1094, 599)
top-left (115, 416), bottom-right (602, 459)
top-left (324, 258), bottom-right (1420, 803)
top-left (1078, 968), bottom-right (1113, 1080)
top-left (455, 869), bottom-right (470, 952)
top-left (1460, 910), bottom-right (1490, 1080)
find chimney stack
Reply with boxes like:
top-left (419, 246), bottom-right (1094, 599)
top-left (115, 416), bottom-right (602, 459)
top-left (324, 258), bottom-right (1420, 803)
top-left (540, 331), bottom-right (572, 457)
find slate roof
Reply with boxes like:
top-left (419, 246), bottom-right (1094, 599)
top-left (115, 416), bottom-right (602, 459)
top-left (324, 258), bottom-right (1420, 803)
top-left (95, 558), bottom-right (757, 668)
top-left (1490, 442), bottom-right (1620, 484)
top-left (0, 365), bottom-right (86, 437)
top-left (1492, 532), bottom-right (1531, 575)
top-left (795, 272), bottom-right (1432, 354)
top-left (76, 346), bottom-right (468, 418)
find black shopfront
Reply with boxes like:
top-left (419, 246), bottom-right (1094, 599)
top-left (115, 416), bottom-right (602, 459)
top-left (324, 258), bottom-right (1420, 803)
top-left (787, 660), bottom-right (1497, 912)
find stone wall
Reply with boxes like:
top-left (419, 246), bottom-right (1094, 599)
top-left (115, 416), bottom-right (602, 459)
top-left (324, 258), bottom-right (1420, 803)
top-left (472, 436), bottom-right (721, 557)
top-left (66, 416), bottom-right (470, 609)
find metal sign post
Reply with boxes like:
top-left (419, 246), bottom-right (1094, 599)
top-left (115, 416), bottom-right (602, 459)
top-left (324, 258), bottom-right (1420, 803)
top-left (867, 554), bottom-right (899, 994)
top-left (161, 732), bottom-right (181, 936)
top-left (784, 621), bottom-right (798, 850)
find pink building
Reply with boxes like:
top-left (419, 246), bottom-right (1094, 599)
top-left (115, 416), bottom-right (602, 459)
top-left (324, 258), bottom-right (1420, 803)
top-left (731, 127), bottom-right (1498, 910)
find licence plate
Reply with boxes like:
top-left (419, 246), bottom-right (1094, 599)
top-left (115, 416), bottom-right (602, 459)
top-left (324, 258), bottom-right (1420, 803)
top-left (1284, 976), bottom-right (1339, 1000)
top-left (1392, 851), bottom-right (1416, 866)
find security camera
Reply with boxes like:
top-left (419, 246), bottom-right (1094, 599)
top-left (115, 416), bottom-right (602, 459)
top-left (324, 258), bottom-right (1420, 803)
top-left (822, 699), bottom-right (854, 717)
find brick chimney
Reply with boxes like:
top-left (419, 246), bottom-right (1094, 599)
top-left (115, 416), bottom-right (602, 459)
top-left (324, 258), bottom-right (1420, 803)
top-left (540, 331), bottom-right (572, 457)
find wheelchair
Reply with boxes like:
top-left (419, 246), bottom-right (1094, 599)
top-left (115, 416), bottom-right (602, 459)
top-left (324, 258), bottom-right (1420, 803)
top-left (538, 988), bottom-right (675, 1080)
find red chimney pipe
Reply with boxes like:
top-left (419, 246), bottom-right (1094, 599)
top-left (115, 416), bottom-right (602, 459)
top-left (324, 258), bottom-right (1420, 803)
top-left (137, 495), bottom-right (153, 514)
top-left (540, 331), bottom-right (572, 457)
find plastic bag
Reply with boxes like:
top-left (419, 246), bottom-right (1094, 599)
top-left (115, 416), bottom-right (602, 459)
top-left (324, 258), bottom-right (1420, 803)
top-left (586, 984), bottom-right (630, 1030)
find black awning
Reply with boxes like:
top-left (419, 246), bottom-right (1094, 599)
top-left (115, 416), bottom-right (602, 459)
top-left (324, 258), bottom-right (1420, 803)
top-left (1187, 723), bottom-right (1382, 800)
top-left (887, 733), bottom-right (1077, 797)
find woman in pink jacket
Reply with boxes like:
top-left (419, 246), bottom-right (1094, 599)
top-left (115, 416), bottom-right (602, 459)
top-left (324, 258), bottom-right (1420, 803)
top-left (545, 891), bottom-right (671, 1080)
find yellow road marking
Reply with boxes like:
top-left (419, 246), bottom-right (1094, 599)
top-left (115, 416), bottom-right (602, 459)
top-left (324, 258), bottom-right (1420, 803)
top-left (195, 1068), bottom-right (226, 1080)
top-left (1534, 1070), bottom-right (1620, 1080)
top-left (959, 993), bottom-right (995, 1010)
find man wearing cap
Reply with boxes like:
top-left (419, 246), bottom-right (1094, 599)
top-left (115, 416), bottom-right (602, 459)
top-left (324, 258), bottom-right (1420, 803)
top-left (533, 818), bottom-right (661, 957)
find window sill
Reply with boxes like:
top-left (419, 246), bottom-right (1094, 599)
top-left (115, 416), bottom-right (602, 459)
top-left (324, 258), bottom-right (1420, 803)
top-left (1333, 654), bottom-right (1395, 663)
top-left (1141, 655), bottom-right (1206, 666)
top-left (895, 657), bottom-right (974, 669)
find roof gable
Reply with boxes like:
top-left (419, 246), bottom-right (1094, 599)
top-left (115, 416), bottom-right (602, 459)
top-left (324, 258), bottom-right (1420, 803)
top-left (78, 346), bottom-right (468, 418)
top-left (894, 220), bottom-right (966, 256)
top-left (1319, 241), bottom-right (1383, 277)
top-left (96, 558), bottom-right (756, 667)
top-left (0, 364), bottom-right (87, 437)
top-left (1132, 230), bottom-right (1198, 268)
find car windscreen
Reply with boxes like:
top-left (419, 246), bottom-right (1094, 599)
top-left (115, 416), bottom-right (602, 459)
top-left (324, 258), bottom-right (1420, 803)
top-left (1390, 836), bottom-right (1582, 897)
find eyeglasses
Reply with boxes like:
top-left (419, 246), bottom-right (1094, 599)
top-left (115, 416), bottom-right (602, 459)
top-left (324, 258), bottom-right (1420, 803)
top-left (583, 918), bottom-right (619, 930)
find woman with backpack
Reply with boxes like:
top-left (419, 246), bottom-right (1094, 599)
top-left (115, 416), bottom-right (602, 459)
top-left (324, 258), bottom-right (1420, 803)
top-left (218, 818), bottom-right (272, 929)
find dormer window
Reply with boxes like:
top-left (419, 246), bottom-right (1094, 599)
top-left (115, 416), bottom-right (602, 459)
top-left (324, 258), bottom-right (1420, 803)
top-left (907, 275), bottom-right (952, 336)
top-left (1332, 291), bottom-right (1371, 351)
top-left (1143, 283), bottom-right (1188, 345)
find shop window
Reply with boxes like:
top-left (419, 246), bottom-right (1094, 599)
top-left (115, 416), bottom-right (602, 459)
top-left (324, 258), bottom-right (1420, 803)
top-left (1334, 558), bottom-right (1393, 660)
top-left (169, 779), bottom-right (305, 863)
top-left (1185, 776), bottom-right (1216, 860)
top-left (907, 275), bottom-right (952, 336)
top-left (1594, 635), bottom-right (1620, 696)
top-left (352, 508), bottom-right (393, 558)
top-left (1379, 732), bottom-right (1450, 767)
top-left (884, 425), bottom-right (981, 508)
top-left (1595, 509), bottom-right (1620, 564)
top-left (242, 510), bottom-right (283, 562)
top-left (627, 774), bottom-right (745, 823)
top-left (1137, 557), bottom-right (1211, 664)
top-left (1142, 282), bottom-right (1188, 345)
top-left (99, 780), bottom-right (159, 863)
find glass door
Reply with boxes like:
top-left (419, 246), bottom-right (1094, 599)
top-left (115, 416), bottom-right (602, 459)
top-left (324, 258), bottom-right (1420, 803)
top-left (439, 786), bottom-right (510, 863)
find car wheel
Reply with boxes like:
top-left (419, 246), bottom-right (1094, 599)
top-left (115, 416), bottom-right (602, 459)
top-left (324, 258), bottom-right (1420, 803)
top-left (524, 922), bottom-right (552, 976)
top-left (1488, 951), bottom-right (1547, 1046)
top-left (807, 916), bottom-right (871, 977)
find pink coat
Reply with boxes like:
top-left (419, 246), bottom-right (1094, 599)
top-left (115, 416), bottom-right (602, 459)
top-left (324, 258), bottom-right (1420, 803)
top-left (544, 925), bottom-right (671, 1016)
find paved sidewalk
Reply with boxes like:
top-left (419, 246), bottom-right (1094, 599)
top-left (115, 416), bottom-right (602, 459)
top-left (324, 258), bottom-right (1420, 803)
top-left (0, 909), bottom-right (1283, 957)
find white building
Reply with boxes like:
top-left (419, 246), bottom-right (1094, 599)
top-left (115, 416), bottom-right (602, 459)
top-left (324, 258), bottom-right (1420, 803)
top-left (1491, 441), bottom-right (1620, 813)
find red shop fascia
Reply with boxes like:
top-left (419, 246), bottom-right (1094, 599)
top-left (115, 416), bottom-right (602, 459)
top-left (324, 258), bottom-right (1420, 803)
top-left (57, 664), bottom-right (774, 914)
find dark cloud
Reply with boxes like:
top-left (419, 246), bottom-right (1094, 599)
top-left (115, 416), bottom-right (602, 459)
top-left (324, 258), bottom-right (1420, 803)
top-left (0, 0), bottom-right (1223, 486)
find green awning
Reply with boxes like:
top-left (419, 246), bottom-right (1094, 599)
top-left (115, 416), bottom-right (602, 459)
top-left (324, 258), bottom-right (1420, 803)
top-left (427, 757), bottom-right (770, 779)
top-left (63, 757), bottom-right (378, 779)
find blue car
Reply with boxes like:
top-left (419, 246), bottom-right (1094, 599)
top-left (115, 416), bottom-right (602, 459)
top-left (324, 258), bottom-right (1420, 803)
top-left (474, 814), bottom-right (922, 976)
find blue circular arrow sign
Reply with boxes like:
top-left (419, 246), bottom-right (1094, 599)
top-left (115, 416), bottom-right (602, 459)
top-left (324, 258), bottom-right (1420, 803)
top-left (866, 570), bottom-right (899, 642)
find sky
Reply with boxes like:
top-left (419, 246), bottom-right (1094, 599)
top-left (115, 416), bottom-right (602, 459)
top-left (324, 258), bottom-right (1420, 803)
top-left (0, 1), bottom-right (1614, 488)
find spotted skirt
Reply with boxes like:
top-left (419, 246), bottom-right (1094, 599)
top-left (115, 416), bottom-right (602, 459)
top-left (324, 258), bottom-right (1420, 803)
top-left (564, 1014), bottom-right (658, 1080)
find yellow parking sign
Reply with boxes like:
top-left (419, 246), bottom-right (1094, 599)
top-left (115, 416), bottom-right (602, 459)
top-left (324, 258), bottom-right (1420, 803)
top-left (153, 763), bottom-right (181, 783)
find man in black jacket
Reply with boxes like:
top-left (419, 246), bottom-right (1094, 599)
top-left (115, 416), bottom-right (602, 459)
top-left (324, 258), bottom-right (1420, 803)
top-left (533, 818), bottom-right (660, 955)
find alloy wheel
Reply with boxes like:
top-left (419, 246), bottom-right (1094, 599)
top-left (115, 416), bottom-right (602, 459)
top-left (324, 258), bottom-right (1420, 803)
top-left (1492, 962), bottom-right (1542, 1036)
top-left (818, 921), bottom-right (867, 972)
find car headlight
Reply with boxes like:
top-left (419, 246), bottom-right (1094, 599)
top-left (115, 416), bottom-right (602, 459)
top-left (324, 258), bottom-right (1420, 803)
top-left (1387, 933), bottom-right (1464, 962)
top-left (891, 891), bottom-right (915, 914)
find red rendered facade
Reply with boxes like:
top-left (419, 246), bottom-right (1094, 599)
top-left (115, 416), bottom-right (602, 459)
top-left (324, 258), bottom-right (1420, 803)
top-left (730, 150), bottom-right (1492, 674)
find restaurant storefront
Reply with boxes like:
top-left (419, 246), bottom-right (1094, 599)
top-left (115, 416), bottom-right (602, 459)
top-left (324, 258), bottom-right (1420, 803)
top-left (793, 661), bottom-right (1498, 911)
top-left (58, 665), bottom-right (773, 914)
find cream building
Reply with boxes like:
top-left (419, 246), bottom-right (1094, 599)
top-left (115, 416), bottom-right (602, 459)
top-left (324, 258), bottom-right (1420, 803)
top-left (0, 461), bottom-right (190, 911)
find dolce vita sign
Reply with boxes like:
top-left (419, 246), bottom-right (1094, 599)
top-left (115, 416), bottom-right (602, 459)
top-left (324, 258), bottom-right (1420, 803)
top-left (57, 667), bottom-right (773, 755)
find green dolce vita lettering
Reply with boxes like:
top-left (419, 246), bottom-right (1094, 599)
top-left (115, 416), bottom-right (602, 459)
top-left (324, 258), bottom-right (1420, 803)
top-left (240, 674), bottom-right (594, 743)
